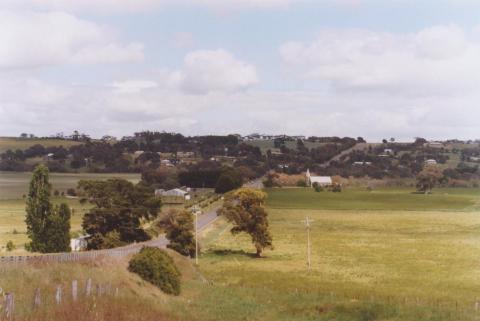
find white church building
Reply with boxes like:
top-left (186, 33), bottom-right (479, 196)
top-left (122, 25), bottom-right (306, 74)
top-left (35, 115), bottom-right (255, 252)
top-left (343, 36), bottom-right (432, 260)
top-left (306, 169), bottom-right (332, 187)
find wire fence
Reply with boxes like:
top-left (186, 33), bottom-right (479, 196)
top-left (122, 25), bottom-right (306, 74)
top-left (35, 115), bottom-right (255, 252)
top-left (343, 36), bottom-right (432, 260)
top-left (0, 236), bottom-right (167, 266)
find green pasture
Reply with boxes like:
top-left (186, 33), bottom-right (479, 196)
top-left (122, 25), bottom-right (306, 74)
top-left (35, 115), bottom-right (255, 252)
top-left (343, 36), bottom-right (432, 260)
top-left (0, 171), bottom-right (140, 200)
top-left (266, 187), bottom-right (480, 211)
top-left (245, 139), bottom-right (327, 154)
top-left (0, 137), bottom-right (82, 153)
top-left (0, 171), bottom-right (141, 253)
top-left (0, 198), bottom-right (89, 253)
top-left (163, 187), bottom-right (480, 321)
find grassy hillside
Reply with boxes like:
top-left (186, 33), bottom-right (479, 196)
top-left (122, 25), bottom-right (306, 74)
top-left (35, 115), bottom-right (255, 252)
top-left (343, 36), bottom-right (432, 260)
top-left (0, 171), bottom-right (141, 200)
top-left (157, 188), bottom-right (480, 321)
top-left (0, 137), bottom-right (82, 153)
top-left (266, 187), bottom-right (480, 211)
top-left (0, 251), bottom-right (200, 321)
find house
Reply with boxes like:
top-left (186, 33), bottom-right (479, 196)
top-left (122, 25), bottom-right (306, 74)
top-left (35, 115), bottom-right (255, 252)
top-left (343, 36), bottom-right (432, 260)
top-left (156, 188), bottom-right (191, 201)
top-left (425, 159), bottom-right (437, 165)
top-left (353, 161), bottom-right (372, 166)
top-left (305, 169), bottom-right (332, 187)
top-left (384, 149), bottom-right (393, 155)
top-left (70, 235), bottom-right (90, 252)
top-left (161, 159), bottom-right (174, 167)
top-left (426, 141), bottom-right (443, 148)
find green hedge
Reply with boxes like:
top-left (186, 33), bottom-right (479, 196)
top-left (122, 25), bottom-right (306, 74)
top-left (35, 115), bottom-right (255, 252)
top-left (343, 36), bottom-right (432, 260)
top-left (128, 247), bottom-right (181, 295)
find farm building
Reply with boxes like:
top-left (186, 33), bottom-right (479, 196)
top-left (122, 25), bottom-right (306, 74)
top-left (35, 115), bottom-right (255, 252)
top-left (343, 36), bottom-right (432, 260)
top-left (425, 159), bottom-right (438, 165)
top-left (306, 169), bottom-right (332, 187)
top-left (155, 188), bottom-right (191, 201)
top-left (70, 235), bottom-right (90, 252)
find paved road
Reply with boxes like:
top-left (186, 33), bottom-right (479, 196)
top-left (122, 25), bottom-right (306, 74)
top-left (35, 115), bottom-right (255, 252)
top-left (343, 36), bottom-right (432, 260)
top-left (319, 143), bottom-right (370, 167)
top-left (144, 207), bottom-right (219, 249)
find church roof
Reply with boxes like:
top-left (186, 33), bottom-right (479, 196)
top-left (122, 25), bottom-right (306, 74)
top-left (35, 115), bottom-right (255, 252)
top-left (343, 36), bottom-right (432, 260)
top-left (309, 176), bottom-right (332, 184)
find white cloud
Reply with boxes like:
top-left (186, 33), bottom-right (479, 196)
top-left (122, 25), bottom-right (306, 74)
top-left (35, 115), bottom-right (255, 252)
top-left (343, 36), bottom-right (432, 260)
top-left (175, 49), bottom-right (259, 94)
top-left (1, 73), bottom-right (479, 141)
top-left (110, 80), bottom-right (159, 94)
top-left (280, 25), bottom-right (480, 96)
top-left (0, 11), bottom-right (144, 70)
top-left (171, 32), bottom-right (195, 49)
top-left (0, 0), bottom-right (304, 13)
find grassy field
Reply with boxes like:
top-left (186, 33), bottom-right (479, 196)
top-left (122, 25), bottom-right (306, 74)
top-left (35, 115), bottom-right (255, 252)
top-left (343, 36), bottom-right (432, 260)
top-left (266, 187), bottom-right (480, 211)
top-left (0, 198), bottom-right (90, 253)
top-left (0, 251), bottom-right (198, 321)
top-left (159, 187), bottom-right (480, 321)
top-left (0, 171), bottom-right (141, 200)
top-left (3, 187), bottom-right (480, 320)
top-left (0, 172), bottom-right (141, 253)
top-left (245, 139), bottom-right (328, 154)
top-left (0, 137), bottom-right (82, 153)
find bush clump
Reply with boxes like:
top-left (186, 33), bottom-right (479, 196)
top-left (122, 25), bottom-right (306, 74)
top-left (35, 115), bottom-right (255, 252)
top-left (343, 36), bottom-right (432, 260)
top-left (128, 247), bottom-right (181, 295)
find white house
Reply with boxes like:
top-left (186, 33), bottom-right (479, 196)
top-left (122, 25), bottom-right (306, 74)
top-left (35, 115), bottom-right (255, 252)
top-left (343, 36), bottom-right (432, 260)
top-left (306, 169), bottom-right (332, 187)
top-left (70, 235), bottom-right (90, 252)
top-left (425, 159), bottom-right (437, 165)
top-left (156, 188), bottom-right (191, 200)
top-left (353, 161), bottom-right (372, 166)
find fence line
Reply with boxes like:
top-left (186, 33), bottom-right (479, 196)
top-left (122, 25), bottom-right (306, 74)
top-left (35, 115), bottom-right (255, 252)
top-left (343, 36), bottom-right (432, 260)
top-left (0, 238), bottom-right (166, 266)
top-left (1, 277), bottom-right (121, 320)
top-left (0, 206), bottom-right (219, 266)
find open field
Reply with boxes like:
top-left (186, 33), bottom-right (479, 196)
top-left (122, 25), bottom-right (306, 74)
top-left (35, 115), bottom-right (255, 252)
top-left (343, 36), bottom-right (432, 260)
top-left (0, 137), bottom-right (83, 153)
top-left (267, 187), bottom-right (480, 211)
top-left (0, 171), bottom-right (141, 200)
top-left (245, 139), bottom-right (329, 154)
top-left (0, 171), bottom-right (141, 252)
top-left (159, 187), bottom-right (480, 321)
top-left (0, 198), bottom-right (90, 253)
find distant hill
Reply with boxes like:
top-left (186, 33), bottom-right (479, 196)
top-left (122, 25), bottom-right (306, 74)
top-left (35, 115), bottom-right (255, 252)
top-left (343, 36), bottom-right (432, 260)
top-left (0, 137), bottom-right (82, 153)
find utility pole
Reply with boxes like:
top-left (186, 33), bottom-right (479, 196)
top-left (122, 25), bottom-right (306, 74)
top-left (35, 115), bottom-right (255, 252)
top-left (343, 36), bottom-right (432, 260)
top-left (301, 216), bottom-right (314, 271)
top-left (193, 205), bottom-right (199, 265)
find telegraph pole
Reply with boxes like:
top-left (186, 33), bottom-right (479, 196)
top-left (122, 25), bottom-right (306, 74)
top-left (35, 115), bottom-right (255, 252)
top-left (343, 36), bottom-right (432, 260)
top-left (193, 205), bottom-right (199, 265)
top-left (301, 216), bottom-right (314, 271)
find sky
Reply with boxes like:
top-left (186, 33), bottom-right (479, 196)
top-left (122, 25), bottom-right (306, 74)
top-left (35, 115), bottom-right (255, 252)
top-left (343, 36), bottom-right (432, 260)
top-left (0, 0), bottom-right (479, 141)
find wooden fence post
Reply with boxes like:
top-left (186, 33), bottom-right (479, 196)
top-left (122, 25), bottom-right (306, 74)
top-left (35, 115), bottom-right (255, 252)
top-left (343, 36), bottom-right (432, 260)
top-left (55, 285), bottom-right (62, 305)
top-left (33, 288), bottom-right (41, 308)
top-left (4, 293), bottom-right (15, 320)
top-left (85, 278), bottom-right (92, 296)
top-left (72, 280), bottom-right (78, 301)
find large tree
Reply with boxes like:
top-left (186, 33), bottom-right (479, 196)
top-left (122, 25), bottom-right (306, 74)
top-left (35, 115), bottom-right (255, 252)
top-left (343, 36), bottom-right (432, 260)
top-left (160, 209), bottom-right (196, 257)
top-left (218, 188), bottom-right (273, 257)
top-left (79, 179), bottom-right (161, 249)
top-left (26, 165), bottom-right (71, 253)
top-left (416, 165), bottom-right (444, 193)
top-left (44, 203), bottom-right (71, 252)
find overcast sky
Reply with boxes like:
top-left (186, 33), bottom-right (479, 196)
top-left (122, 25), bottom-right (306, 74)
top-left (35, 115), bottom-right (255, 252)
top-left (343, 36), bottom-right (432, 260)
top-left (0, 0), bottom-right (479, 141)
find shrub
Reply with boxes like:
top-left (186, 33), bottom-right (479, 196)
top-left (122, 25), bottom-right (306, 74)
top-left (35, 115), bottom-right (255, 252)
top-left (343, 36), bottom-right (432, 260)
top-left (296, 179), bottom-right (307, 187)
top-left (128, 247), bottom-right (181, 295)
top-left (332, 183), bottom-right (342, 193)
top-left (66, 188), bottom-right (77, 196)
top-left (6, 240), bottom-right (15, 252)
